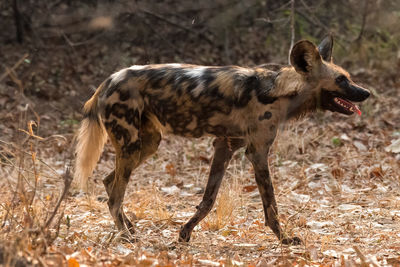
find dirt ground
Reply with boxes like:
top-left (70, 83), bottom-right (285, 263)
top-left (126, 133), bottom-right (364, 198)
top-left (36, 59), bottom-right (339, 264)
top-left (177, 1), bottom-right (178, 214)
top-left (1, 2), bottom-right (400, 266)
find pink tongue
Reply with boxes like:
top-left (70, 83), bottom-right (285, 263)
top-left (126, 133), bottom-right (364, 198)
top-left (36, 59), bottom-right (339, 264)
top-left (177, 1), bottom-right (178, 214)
top-left (354, 106), bottom-right (362, 116)
top-left (338, 98), bottom-right (362, 116)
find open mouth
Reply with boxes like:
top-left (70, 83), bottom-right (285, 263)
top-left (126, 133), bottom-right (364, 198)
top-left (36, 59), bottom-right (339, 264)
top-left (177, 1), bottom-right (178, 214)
top-left (321, 90), bottom-right (362, 116)
top-left (333, 97), bottom-right (361, 115)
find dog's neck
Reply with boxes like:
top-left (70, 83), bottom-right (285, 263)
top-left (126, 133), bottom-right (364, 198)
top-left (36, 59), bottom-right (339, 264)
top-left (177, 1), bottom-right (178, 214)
top-left (271, 67), bottom-right (319, 120)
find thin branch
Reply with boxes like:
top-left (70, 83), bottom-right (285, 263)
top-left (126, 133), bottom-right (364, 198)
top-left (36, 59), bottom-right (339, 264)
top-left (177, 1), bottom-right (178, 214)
top-left (142, 17), bottom-right (186, 59)
top-left (61, 31), bottom-right (105, 47)
top-left (271, 0), bottom-right (293, 13)
top-left (298, 0), bottom-right (331, 34)
top-left (0, 139), bottom-right (68, 179)
top-left (223, 28), bottom-right (232, 65)
top-left (288, 0), bottom-right (295, 64)
top-left (44, 168), bottom-right (72, 229)
top-left (0, 53), bottom-right (28, 82)
top-left (355, 0), bottom-right (370, 43)
top-left (296, 1), bottom-right (347, 50)
top-left (140, 8), bottom-right (213, 44)
top-left (255, 17), bottom-right (289, 24)
top-left (13, 0), bottom-right (23, 43)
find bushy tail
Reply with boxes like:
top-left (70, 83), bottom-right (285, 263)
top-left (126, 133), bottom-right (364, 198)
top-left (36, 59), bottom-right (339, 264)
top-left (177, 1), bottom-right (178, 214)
top-left (74, 83), bottom-right (108, 189)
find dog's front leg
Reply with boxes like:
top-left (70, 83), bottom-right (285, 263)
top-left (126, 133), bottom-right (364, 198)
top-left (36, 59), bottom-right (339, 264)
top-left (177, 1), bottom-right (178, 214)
top-left (245, 144), bottom-right (301, 245)
top-left (179, 138), bottom-right (245, 242)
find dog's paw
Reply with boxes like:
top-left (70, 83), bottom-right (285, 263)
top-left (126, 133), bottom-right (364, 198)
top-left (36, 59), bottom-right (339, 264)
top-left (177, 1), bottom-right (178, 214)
top-left (178, 229), bottom-right (191, 242)
top-left (281, 236), bottom-right (302, 245)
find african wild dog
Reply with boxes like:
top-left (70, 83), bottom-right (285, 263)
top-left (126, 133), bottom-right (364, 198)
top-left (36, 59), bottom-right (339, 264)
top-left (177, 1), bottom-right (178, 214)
top-left (74, 36), bottom-right (370, 244)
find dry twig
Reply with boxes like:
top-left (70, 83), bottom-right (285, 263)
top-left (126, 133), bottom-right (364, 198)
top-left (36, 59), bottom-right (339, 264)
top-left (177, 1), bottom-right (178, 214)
top-left (0, 53), bottom-right (28, 83)
top-left (44, 168), bottom-right (72, 229)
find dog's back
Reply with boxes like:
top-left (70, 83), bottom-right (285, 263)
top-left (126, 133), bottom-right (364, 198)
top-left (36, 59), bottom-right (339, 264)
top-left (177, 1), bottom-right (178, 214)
top-left (98, 64), bottom-right (279, 138)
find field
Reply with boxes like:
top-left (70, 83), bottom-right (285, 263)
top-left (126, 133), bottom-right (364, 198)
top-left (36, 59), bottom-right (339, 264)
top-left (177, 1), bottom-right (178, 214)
top-left (1, 1), bottom-right (400, 266)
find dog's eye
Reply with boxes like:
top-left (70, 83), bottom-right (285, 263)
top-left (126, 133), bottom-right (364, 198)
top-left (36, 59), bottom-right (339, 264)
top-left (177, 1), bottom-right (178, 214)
top-left (335, 75), bottom-right (347, 84)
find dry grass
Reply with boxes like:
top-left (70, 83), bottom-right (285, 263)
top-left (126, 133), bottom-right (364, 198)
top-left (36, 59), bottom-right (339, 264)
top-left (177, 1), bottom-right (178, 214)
top-left (201, 179), bottom-right (241, 232)
top-left (130, 187), bottom-right (173, 221)
top-left (1, 90), bottom-right (400, 266)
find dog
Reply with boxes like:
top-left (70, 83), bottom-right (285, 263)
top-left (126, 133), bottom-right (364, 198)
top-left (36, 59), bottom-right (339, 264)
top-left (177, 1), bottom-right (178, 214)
top-left (74, 35), bottom-right (370, 244)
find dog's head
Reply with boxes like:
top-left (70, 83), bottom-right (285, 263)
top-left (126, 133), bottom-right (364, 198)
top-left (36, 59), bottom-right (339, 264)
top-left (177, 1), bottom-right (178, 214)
top-left (290, 35), bottom-right (370, 115)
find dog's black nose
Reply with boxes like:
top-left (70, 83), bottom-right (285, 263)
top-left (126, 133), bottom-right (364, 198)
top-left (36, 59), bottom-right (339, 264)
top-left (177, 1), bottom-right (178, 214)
top-left (361, 89), bottom-right (370, 100)
top-left (347, 85), bottom-right (370, 102)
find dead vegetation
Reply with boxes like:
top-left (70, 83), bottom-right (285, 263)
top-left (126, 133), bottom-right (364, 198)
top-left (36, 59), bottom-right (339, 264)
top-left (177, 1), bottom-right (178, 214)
top-left (1, 92), bottom-right (399, 265)
top-left (1, 0), bottom-right (400, 266)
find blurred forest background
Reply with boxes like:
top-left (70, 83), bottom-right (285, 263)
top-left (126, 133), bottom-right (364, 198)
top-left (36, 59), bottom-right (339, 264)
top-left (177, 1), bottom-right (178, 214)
top-left (0, 0), bottom-right (400, 266)
top-left (1, 0), bottom-right (399, 131)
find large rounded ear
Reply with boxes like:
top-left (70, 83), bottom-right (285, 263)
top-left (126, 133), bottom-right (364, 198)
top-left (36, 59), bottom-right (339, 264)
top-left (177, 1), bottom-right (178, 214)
top-left (290, 40), bottom-right (321, 75)
top-left (318, 35), bottom-right (333, 61)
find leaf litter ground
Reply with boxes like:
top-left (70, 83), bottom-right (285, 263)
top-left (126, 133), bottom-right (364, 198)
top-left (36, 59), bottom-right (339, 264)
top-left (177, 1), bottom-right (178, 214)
top-left (1, 91), bottom-right (400, 266)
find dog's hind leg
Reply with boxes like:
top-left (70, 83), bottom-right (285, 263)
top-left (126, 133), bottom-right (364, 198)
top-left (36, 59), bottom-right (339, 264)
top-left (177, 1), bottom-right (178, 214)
top-left (103, 115), bottom-right (162, 237)
top-left (103, 168), bottom-right (136, 235)
top-left (179, 138), bottom-right (245, 242)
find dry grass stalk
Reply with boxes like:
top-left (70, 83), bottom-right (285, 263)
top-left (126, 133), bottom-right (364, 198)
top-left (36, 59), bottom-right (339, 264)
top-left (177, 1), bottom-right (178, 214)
top-left (0, 119), bottom-right (71, 265)
top-left (201, 178), bottom-right (240, 231)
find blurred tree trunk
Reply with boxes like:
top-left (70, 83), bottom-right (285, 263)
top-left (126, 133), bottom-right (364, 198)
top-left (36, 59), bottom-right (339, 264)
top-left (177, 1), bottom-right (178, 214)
top-left (13, 0), bottom-right (23, 43)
